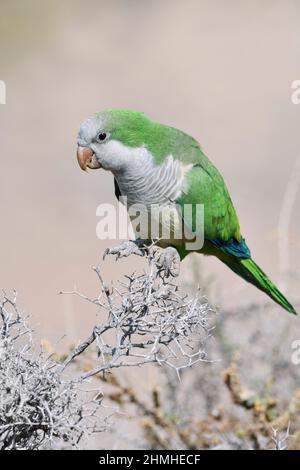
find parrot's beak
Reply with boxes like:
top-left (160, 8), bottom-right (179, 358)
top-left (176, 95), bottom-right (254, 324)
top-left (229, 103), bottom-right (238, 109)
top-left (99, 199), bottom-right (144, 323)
top-left (77, 146), bottom-right (101, 171)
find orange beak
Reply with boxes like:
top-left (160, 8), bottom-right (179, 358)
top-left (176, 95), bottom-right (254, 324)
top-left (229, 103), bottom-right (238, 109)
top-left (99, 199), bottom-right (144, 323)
top-left (77, 146), bottom-right (94, 171)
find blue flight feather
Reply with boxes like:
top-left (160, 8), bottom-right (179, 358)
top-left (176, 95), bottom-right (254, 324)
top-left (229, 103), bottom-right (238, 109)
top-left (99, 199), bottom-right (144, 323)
top-left (211, 237), bottom-right (251, 259)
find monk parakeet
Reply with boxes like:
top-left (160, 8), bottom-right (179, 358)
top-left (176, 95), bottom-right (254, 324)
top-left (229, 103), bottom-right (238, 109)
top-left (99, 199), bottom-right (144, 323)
top-left (77, 109), bottom-right (297, 315)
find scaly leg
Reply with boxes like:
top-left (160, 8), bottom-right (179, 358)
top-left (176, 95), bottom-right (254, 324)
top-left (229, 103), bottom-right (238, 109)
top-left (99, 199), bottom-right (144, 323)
top-left (156, 246), bottom-right (181, 278)
top-left (103, 240), bottom-right (147, 260)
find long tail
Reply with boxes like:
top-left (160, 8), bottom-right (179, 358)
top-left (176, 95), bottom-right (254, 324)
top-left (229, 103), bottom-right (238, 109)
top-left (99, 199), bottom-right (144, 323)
top-left (221, 257), bottom-right (297, 315)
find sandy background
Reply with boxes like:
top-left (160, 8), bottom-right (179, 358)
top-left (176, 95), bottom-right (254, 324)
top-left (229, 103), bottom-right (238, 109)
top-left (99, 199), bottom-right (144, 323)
top-left (0, 0), bottom-right (299, 345)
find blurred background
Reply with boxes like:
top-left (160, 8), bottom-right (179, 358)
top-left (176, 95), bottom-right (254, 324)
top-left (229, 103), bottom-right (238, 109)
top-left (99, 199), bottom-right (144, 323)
top-left (1, 0), bottom-right (300, 449)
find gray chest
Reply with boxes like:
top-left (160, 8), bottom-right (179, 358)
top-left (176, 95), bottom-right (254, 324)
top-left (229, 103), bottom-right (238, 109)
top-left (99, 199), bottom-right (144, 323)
top-left (115, 154), bottom-right (192, 208)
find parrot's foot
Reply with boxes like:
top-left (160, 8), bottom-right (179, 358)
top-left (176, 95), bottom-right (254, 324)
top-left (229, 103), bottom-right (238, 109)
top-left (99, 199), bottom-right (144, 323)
top-left (103, 240), bottom-right (147, 261)
top-left (156, 247), bottom-right (180, 278)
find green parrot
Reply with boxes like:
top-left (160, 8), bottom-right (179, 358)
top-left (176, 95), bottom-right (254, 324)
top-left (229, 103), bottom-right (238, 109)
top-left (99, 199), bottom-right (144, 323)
top-left (77, 109), bottom-right (297, 315)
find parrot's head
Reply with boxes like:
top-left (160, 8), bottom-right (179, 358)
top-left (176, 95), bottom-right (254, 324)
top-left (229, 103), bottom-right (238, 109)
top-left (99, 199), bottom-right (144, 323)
top-left (77, 109), bottom-right (152, 173)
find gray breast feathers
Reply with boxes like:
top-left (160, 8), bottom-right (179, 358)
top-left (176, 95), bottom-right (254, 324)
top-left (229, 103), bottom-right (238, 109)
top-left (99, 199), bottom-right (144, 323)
top-left (116, 154), bottom-right (192, 208)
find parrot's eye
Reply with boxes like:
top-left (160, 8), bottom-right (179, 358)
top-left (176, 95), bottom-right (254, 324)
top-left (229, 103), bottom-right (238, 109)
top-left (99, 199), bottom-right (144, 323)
top-left (98, 132), bottom-right (107, 142)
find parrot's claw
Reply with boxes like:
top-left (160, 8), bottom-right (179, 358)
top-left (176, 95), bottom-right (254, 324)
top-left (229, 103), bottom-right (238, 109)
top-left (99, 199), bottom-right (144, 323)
top-left (103, 240), bottom-right (147, 261)
top-left (156, 247), bottom-right (180, 278)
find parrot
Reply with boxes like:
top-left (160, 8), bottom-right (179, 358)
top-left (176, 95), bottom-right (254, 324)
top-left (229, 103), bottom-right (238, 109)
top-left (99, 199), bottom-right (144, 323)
top-left (76, 109), bottom-right (297, 315)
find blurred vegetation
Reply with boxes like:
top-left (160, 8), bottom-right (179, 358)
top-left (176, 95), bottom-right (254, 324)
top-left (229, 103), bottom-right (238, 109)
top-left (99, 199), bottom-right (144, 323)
top-left (94, 354), bottom-right (300, 450)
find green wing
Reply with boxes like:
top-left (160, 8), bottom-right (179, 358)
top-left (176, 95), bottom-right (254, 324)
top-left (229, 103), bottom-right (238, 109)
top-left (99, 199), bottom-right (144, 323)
top-left (177, 158), bottom-right (241, 242)
top-left (158, 127), bottom-right (241, 243)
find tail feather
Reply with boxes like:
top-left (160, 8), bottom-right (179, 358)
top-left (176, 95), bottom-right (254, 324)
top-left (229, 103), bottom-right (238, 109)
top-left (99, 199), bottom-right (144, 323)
top-left (221, 257), bottom-right (297, 315)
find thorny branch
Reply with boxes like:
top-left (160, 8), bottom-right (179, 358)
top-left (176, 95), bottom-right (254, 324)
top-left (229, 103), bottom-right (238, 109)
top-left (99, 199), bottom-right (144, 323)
top-left (0, 291), bottom-right (110, 450)
top-left (0, 246), bottom-right (215, 449)
top-left (60, 245), bottom-right (216, 380)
